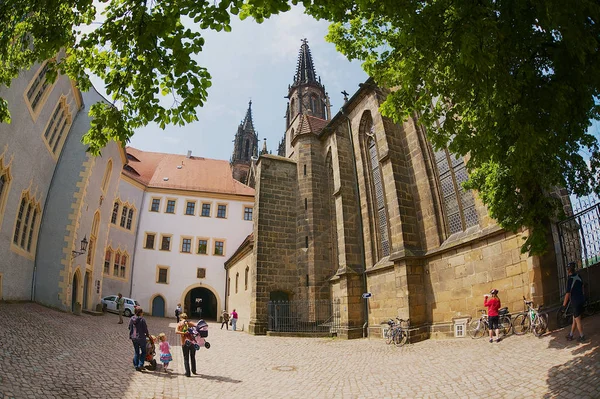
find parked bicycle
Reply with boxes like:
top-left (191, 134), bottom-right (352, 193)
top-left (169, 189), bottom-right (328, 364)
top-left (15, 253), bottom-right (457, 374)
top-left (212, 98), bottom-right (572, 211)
top-left (513, 297), bottom-right (548, 337)
top-left (468, 308), bottom-right (512, 339)
top-left (384, 317), bottom-right (410, 347)
top-left (557, 299), bottom-right (599, 328)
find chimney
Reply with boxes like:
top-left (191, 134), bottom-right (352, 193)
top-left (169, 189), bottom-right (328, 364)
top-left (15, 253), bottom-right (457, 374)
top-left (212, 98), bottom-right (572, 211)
top-left (186, 150), bottom-right (192, 158)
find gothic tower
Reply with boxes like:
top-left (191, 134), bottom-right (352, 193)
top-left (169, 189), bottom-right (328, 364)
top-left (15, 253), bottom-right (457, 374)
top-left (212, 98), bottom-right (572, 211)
top-left (285, 39), bottom-right (331, 130)
top-left (231, 101), bottom-right (258, 184)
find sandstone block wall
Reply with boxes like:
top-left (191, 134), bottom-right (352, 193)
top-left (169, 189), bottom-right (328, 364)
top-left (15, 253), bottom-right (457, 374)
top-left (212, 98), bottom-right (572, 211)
top-left (249, 155), bottom-right (298, 335)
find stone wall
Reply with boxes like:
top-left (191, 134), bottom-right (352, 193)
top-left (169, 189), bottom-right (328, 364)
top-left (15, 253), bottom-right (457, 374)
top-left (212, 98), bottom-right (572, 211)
top-left (249, 155), bottom-right (298, 335)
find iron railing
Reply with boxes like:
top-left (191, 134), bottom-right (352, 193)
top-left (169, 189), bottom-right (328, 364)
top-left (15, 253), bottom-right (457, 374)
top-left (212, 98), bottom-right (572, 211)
top-left (267, 299), bottom-right (340, 334)
top-left (557, 197), bottom-right (600, 298)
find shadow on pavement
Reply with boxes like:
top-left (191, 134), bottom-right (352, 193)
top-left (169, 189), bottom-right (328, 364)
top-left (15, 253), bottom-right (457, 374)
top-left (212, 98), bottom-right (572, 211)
top-left (543, 313), bottom-right (600, 398)
top-left (193, 373), bottom-right (242, 384)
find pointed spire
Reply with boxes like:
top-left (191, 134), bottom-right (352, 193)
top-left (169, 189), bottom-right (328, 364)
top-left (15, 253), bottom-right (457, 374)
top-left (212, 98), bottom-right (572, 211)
top-left (260, 138), bottom-right (268, 155)
top-left (242, 100), bottom-right (254, 132)
top-left (293, 39), bottom-right (319, 86)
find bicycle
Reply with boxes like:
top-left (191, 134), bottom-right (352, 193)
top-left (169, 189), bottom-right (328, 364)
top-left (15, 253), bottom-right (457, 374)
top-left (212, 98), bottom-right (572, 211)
top-left (384, 318), bottom-right (410, 347)
top-left (557, 299), bottom-right (598, 328)
top-left (467, 309), bottom-right (512, 339)
top-left (513, 297), bottom-right (548, 337)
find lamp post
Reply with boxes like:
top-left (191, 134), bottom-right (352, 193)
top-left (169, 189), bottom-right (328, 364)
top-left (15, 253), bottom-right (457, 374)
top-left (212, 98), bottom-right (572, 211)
top-left (72, 236), bottom-right (89, 258)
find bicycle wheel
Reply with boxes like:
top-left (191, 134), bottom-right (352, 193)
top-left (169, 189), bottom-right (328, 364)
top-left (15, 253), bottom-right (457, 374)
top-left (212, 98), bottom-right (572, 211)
top-left (468, 319), bottom-right (486, 339)
top-left (556, 307), bottom-right (572, 328)
top-left (394, 329), bottom-right (408, 347)
top-left (513, 313), bottom-right (530, 335)
top-left (384, 327), bottom-right (394, 345)
top-left (533, 314), bottom-right (548, 337)
top-left (500, 315), bottom-right (513, 336)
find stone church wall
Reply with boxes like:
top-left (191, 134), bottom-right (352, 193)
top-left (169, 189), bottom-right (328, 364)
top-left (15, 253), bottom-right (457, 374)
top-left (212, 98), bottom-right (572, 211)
top-left (249, 155), bottom-right (298, 335)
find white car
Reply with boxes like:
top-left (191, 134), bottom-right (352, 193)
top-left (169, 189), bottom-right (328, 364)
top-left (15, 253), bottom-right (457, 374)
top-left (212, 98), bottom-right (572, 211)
top-left (101, 295), bottom-right (139, 317)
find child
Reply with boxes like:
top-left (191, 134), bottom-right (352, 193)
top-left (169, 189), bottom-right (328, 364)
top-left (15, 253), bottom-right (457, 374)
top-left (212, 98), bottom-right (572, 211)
top-left (158, 333), bottom-right (173, 372)
top-left (484, 289), bottom-right (501, 343)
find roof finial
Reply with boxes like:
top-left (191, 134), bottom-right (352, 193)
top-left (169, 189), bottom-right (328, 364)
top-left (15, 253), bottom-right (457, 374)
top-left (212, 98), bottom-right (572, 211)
top-left (301, 38), bottom-right (308, 45)
top-left (342, 90), bottom-right (349, 103)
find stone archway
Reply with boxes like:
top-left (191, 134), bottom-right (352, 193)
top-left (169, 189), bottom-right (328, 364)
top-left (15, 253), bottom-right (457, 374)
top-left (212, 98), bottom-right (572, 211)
top-left (181, 284), bottom-right (220, 321)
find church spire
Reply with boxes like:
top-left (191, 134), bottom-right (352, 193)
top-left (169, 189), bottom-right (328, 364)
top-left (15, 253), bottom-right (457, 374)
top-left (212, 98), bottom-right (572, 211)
top-left (231, 100), bottom-right (259, 184)
top-left (293, 38), bottom-right (319, 87)
top-left (242, 100), bottom-right (255, 132)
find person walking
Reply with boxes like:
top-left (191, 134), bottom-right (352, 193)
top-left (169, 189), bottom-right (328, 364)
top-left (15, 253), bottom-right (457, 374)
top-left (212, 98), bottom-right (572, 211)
top-left (176, 313), bottom-right (197, 377)
top-left (116, 293), bottom-right (125, 324)
top-left (564, 262), bottom-right (586, 342)
top-left (231, 309), bottom-right (238, 331)
top-left (484, 289), bottom-right (502, 343)
top-left (129, 307), bottom-right (150, 371)
top-left (158, 333), bottom-right (173, 372)
top-left (221, 310), bottom-right (230, 330)
top-left (175, 303), bottom-right (182, 323)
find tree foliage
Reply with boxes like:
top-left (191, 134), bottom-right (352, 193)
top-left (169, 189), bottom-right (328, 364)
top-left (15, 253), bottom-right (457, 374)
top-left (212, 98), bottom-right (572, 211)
top-left (1, 0), bottom-right (599, 254)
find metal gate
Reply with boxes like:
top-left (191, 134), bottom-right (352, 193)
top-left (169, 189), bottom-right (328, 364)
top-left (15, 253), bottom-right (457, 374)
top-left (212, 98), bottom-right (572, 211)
top-left (267, 299), bottom-right (340, 334)
top-left (557, 198), bottom-right (600, 299)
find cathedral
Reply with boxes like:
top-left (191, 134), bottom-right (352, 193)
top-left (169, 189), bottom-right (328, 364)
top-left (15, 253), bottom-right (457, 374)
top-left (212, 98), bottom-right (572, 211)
top-left (225, 40), bottom-right (568, 340)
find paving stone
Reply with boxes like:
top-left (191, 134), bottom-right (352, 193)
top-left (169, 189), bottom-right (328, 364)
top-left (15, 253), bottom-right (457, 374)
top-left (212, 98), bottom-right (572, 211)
top-left (0, 303), bottom-right (598, 398)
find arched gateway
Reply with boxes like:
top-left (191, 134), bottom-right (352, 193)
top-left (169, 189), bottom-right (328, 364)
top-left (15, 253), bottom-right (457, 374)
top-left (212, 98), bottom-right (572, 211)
top-left (181, 285), bottom-right (220, 321)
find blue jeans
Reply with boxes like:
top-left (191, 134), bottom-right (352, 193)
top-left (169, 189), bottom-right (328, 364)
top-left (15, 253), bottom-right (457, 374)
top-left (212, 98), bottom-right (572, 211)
top-left (231, 318), bottom-right (237, 331)
top-left (132, 339), bottom-right (146, 369)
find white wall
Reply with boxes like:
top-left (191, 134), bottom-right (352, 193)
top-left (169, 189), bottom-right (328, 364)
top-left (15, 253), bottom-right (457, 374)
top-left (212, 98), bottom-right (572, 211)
top-left (131, 190), bottom-right (253, 318)
top-left (102, 177), bottom-right (145, 298)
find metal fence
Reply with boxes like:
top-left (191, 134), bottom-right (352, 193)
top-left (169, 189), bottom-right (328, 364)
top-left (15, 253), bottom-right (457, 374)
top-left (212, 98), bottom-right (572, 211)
top-left (267, 299), bottom-right (340, 334)
top-left (557, 197), bottom-right (600, 298)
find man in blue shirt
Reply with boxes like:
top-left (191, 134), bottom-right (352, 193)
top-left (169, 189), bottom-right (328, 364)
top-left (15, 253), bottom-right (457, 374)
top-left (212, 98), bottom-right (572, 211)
top-left (563, 262), bottom-right (586, 342)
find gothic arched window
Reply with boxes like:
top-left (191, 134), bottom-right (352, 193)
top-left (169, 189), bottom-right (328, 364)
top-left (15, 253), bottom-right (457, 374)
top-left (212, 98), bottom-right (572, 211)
top-left (433, 148), bottom-right (478, 235)
top-left (244, 139), bottom-right (250, 159)
top-left (310, 94), bottom-right (318, 115)
top-left (360, 112), bottom-right (390, 260)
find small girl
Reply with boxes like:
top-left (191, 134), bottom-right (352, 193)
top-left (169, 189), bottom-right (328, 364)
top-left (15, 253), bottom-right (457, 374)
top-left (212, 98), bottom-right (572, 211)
top-left (158, 333), bottom-right (173, 372)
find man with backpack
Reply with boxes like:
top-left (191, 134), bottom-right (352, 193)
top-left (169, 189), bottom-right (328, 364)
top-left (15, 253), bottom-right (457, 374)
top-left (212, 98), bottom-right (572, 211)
top-left (563, 262), bottom-right (586, 342)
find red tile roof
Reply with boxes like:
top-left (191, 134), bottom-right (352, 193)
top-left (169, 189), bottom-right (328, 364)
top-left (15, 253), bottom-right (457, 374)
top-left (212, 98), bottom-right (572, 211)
top-left (297, 114), bottom-right (329, 136)
top-left (123, 147), bottom-right (254, 197)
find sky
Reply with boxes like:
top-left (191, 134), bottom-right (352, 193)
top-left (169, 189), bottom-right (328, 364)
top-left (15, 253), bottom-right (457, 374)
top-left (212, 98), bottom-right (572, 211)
top-left (91, 6), bottom-right (368, 161)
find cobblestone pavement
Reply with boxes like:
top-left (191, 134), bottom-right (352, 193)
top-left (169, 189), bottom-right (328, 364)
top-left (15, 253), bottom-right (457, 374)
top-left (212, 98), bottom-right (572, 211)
top-left (0, 303), bottom-right (598, 399)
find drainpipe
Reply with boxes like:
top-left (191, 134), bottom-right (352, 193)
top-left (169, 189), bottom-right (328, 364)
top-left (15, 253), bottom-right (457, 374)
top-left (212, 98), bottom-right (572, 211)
top-left (339, 102), bottom-right (369, 338)
top-left (128, 189), bottom-right (146, 298)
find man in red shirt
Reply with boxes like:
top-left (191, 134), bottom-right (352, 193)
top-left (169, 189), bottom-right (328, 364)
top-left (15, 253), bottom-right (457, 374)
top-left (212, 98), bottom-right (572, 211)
top-left (484, 289), bottom-right (502, 343)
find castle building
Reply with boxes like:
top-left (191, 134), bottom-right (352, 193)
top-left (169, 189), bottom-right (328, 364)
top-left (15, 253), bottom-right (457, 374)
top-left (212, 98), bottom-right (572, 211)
top-left (0, 58), bottom-right (126, 311)
top-left (0, 61), bottom-right (255, 319)
top-left (226, 40), bottom-right (567, 340)
top-left (125, 147), bottom-right (254, 319)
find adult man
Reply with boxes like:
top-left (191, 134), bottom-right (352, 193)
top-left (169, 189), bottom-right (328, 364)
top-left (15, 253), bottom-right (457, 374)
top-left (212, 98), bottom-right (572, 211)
top-left (175, 313), bottom-right (197, 377)
top-left (116, 293), bottom-right (125, 324)
top-left (221, 310), bottom-right (230, 330)
top-left (563, 262), bottom-right (586, 342)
